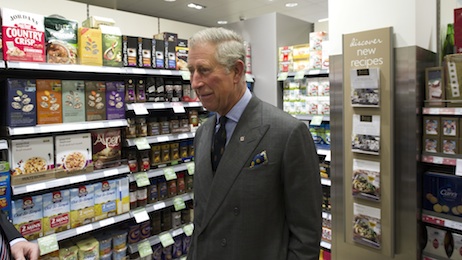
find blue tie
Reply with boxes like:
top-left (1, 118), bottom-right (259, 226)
top-left (212, 116), bottom-right (227, 172)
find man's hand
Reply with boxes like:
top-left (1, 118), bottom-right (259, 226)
top-left (10, 241), bottom-right (39, 260)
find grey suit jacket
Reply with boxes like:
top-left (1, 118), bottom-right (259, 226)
top-left (187, 96), bottom-right (322, 260)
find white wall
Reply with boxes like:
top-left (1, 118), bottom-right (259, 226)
top-left (0, 0), bottom-right (205, 39)
top-left (329, 0), bottom-right (436, 55)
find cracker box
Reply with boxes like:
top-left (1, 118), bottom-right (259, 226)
top-left (100, 25), bottom-right (122, 67)
top-left (78, 27), bottom-right (102, 66)
top-left (91, 128), bottom-right (121, 169)
top-left (85, 81), bottom-right (106, 121)
top-left (105, 81), bottom-right (125, 120)
top-left (152, 39), bottom-right (165, 69)
top-left (0, 162), bottom-right (11, 216)
top-left (44, 16), bottom-right (78, 64)
top-left (55, 133), bottom-right (93, 176)
top-left (70, 184), bottom-right (95, 228)
top-left (10, 137), bottom-right (54, 183)
top-left (1, 78), bottom-right (36, 127)
top-left (122, 35), bottom-right (137, 67)
top-left (116, 177), bottom-right (130, 214)
top-left (36, 79), bottom-right (63, 124)
top-left (423, 226), bottom-right (448, 258)
top-left (94, 179), bottom-right (117, 221)
top-left (423, 172), bottom-right (462, 217)
top-left (62, 80), bottom-right (86, 123)
top-left (42, 189), bottom-right (71, 235)
top-left (138, 37), bottom-right (152, 68)
top-left (11, 195), bottom-right (43, 240)
top-left (1, 8), bottom-right (45, 62)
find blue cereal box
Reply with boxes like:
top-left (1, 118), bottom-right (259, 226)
top-left (423, 172), bottom-right (462, 217)
top-left (0, 162), bottom-right (11, 216)
top-left (105, 81), bottom-right (125, 120)
top-left (3, 79), bottom-right (37, 127)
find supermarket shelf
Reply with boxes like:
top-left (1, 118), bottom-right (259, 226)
top-left (422, 210), bottom-right (462, 231)
top-left (320, 241), bottom-right (331, 250)
top-left (322, 212), bottom-right (332, 220)
top-left (421, 153), bottom-right (461, 166)
top-left (126, 132), bottom-right (195, 147)
top-left (128, 224), bottom-right (191, 254)
top-left (294, 114), bottom-right (330, 122)
top-left (277, 69), bottom-right (329, 79)
top-left (126, 102), bottom-right (202, 112)
top-left (422, 107), bottom-right (462, 115)
top-left (5, 61), bottom-right (185, 77)
top-left (36, 192), bottom-right (194, 243)
top-left (5, 119), bottom-right (128, 136)
top-left (128, 164), bottom-right (189, 182)
top-left (12, 165), bottom-right (130, 195)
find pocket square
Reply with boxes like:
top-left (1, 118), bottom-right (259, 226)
top-left (250, 150), bottom-right (268, 168)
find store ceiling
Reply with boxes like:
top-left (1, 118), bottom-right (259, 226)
top-left (69, 0), bottom-right (328, 27)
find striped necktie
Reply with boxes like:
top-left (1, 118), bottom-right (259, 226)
top-left (212, 116), bottom-right (227, 172)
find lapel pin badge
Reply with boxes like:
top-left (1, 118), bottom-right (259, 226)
top-left (240, 136), bottom-right (245, 142)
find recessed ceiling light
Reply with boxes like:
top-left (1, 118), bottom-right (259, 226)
top-left (188, 3), bottom-right (206, 9)
top-left (164, 0), bottom-right (176, 2)
top-left (217, 21), bottom-right (228, 25)
top-left (285, 2), bottom-right (298, 7)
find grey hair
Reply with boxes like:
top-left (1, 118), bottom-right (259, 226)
top-left (189, 27), bottom-right (246, 74)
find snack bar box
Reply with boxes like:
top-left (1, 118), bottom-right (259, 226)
top-left (423, 171), bottom-right (462, 218)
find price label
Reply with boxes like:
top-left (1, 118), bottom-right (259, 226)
top-left (159, 232), bottom-right (175, 247)
top-left (99, 217), bottom-right (115, 227)
top-left (134, 137), bottom-right (151, 150)
top-left (157, 135), bottom-right (170, 142)
top-left (294, 70), bottom-right (305, 80)
top-left (69, 175), bottom-right (87, 183)
top-left (310, 115), bottom-right (324, 126)
top-left (76, 224), bottom-right (93, 235)
top-left (181, 71), bottom-right (191, 81)
top-left (183, 223), bottom-right (194, 236)
top-left (26, 183), bottom-right (47, 192)
top-left (153, 201), bottom-right (166, 210)
top-left (433, 156), bottom-right (443, 164)
top-left (172, 103), bottom-right (186, 113)
top-left (38, 234), bottom-right (59, 256)
top-left (164, 167), bottom-right (177, 181)
top-left (132, 103), bottom-right (149, 115)
top-left (186, 162), bottom-right (195, 175)
top-left (277, 72), bottom-right (289, 81)
top-left (160, 70), bottom-right (172, 75)
top-left (104, 168), bottom-right (119, 177)
top-left (457, 159), bottom-right (462, 176)
top-left (133, 208), bottom-right (150, 223)
top-left (138, 240), bottom-right (153, 257)
top-left (135, 172), bottom-right (151, 187)
top-left (173, 197), bottom-right (186, 211)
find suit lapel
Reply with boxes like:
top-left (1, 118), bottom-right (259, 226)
top-left (199, 97), bottom-right (269, 232)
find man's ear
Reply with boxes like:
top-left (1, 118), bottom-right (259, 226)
top-left (233, 59), bottom-right (245, 83)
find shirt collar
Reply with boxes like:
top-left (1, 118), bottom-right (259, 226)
top-left (216, 87), bottom-right (252, 124)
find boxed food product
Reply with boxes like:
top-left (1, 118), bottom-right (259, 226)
top-left (44, 16), bottom-right (78, 64)
top-left (76, 236), bottom-right (100, 260)
top-left (1, 78), bottom-right (36, 127)
top-left (78, 27), bottom-right (102, 66)
top-left (423, 172), bottom-right (462, 217)
top-left (452, 232), bottom-right (462, 259)
top-left (70, 184), bottom-right (95, 228)
top-left (94, 179), bottom-right (117, 221)
top-left (85, 81), bottom-right (106, 121)
top-left (42, 189), bottom-right (71, 235)
top-left (425, 67), bottom-right (445, 107)
top-left (55, 133), bottom-right (92, 176)
top-left (91, 128), bottom-right (122, 169)
top-left (100, 25), bottom-right (122, 67)
top-left (154, 32), bottom-right (177, 70)
top-left (0, 162), bottom-right (11, 216)
top-left (10, 137), bottom-right (54, 184)
top-left (116, 176), bottom-right (130, 215)
top-left (105, 81), bottom-right (125, 120)
top-left (423, 225), bottom-right (451, 258)
top-left (36, 79), bottom-right (63, 124)
top-left (309, 50), bottom-right (322, 70)
top-left (62, 80), bottom-right (86, 123)
top-left (59, 242), bottom-right (79, 260)
top-left (423, 136), bottom-right (440, 153)
top-left (137, 37), bottom-right (152, 68)
top-left (442, 117), bottom-right (458, 137)
top-left (11, 195), bottom-right (43, 240)
top-left (278, 46), bottom-right (293, 62)
top-left (423, 116), bottom-right (441, 136)
top-left (152, 39), bottom-right (165, 69)
top-left (444, 54), bottom-right (462, 106)
top-left (309, 31), bottom-right (328, 51)
top-left (442, 137), bottom-right (458, 154)
top-left (176, 45), bottom-right (188, 71)
top-left (122, 35), bottom-right (137, 67)
top-left (1, 8), bottom-right (45, 62)
top-left (136, 79), bottom-right (146, 102)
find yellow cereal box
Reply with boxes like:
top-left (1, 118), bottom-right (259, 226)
top-left (78, 28), bottom-right (102, 66)
top-left (12, 195), bottom-right (43, 240)
top-left (70, 184), bottom-right (95, 228)
top-left (42, 190), bottom-right (70, 235)
top-left (94, 180), bottom-right (117, 221)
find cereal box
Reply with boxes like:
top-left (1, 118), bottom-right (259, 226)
top-left (91, 128), bottom-right (121, 169)
top-left (85, 81), bottom-right (106, 121)
top-left (44, 16), bottom-right (78, 64)
top-left (152, 39), bottom-right (164, 69)
top-left (36, 79), bottom-right (63, 124)
top-left (10, 136), bottom-right (54, 177)
top-left (78, 27), bottom-right (102, 66)
top-left (138, 37), bottom-right (152, 68)
top-left (0, 162), bottom-right (11, 216)
top-left (122, 35), bottom-right (137, 67)
top-left (42, 189), bottom-right (71, 235)
top-left (12, 195), bottom-right (43, 240)
top-left (55, 133), bottom-right (92, 175)
top-left (1, 8), bottom-right (45, 62)
top-left (94, 179), bottom-right (117, 221)
top-left (100, 25), bottom-right (122, 67)
top-left (105, 81), bottom-right (125, 120)
top-left (116, 176), bottom-right (130, 215)
top-left (70, 184), bottom-right (95, 228)
top-left (2, 78), bottom-right (36, 127)
top-left (62, 80), bottom-right (86, 123)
